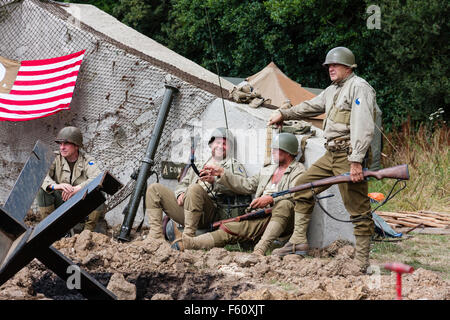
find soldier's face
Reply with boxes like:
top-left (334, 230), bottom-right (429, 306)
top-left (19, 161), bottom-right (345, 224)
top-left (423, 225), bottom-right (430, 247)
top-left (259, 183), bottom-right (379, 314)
top-left (328, 64), bottom-right (351, 82)
top-left (272, 148), bottom-right (291, 165)
top-left (210, 137), bottom-right (229, 159)
top-left (58, 141), bottom-right (79, 159)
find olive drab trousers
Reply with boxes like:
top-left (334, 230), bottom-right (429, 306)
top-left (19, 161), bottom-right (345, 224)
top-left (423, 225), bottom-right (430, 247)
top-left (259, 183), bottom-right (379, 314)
top-left (146, 183), bottom-right (217, 229)
top-left (210, 199), bottom-right (295, 246)
top-left (289, 150), bottom-right (374, 244)
top-left (36, 188), bottom-right (105, 232)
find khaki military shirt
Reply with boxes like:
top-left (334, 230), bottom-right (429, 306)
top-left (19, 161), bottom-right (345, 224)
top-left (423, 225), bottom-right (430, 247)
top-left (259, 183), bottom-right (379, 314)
top-left (216, 160), bottom-right (305, 204)
top-left (279, 73), bottom-right (377, 163)
top-left (42, 151), bottom-right (101, 193)
top-left (174, 157), bottom-right (247, 199)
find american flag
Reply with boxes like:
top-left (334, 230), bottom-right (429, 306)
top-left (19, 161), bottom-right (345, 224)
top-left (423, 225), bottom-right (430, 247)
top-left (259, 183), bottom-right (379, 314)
top-left (0, 50), bottom-right (85, 121)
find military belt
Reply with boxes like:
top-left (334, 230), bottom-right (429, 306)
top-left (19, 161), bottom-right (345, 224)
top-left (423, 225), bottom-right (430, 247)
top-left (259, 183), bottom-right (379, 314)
top-left (324, 138), bottom-right (352, 154)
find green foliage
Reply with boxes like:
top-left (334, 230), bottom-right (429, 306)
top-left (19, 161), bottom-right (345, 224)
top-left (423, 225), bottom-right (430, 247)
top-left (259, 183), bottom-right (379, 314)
top-left (112, 0), bottom-right (170, 44)
top-left (63, 0), bottom-right (449, 129)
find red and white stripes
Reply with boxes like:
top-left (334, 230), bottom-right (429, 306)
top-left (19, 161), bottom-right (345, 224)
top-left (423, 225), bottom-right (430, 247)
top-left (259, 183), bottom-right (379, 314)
top-left (0, 50), bottom-right (85, 121)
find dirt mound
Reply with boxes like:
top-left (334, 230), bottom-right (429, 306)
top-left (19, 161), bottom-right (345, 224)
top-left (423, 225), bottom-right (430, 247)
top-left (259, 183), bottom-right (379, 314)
top-left (1, 230), bottom-right (449, 300)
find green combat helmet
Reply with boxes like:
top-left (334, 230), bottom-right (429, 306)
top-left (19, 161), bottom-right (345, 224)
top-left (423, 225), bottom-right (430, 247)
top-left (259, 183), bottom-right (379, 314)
top-left (271, 132), bottom-right (299, 155)
top-left (55, 126), bottom-right (83, 147)
top-left (323, 47), bottom-right (357, 68)
top-left (208, 127), bottom-right (235, 147)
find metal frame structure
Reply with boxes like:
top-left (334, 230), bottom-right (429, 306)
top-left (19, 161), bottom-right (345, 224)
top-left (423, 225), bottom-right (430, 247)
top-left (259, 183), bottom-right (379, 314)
top-left (0, 140), bottom-right (123, 300)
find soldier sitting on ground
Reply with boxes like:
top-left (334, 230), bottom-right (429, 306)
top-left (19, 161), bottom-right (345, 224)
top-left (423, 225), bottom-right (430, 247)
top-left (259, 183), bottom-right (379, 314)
top-left (170, 132), bottom-right (305, 256)
top-left (145, 128), bottom-right (248, 240)
top-left (37, 126), bottom-right (105, 232)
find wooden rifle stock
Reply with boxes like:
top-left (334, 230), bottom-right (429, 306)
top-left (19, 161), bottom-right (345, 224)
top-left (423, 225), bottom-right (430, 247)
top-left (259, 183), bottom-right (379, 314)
top-left (271, 164), bottom-right (410, 198)
top-left (210, 164), bottom-right (409, 229)
top-left (211, 207), bottom-right (272, 230)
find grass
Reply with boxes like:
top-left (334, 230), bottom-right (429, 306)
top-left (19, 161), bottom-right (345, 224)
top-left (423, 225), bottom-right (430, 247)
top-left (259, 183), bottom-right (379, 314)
top-left (371, 233), bottom-right (450, 279)
top-left (369, 122), bottom-right (449, 212)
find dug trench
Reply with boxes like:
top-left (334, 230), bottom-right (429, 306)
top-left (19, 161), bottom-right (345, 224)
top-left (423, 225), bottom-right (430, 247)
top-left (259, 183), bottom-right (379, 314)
top-left (31, 270), bottom-right (252, 300)
top-left (0, 230), bottom-right (449, 300)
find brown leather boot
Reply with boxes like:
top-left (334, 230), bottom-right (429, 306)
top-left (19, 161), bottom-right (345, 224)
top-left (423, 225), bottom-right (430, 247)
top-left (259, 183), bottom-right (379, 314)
top-left (271, 242), bottom-right (309, 257)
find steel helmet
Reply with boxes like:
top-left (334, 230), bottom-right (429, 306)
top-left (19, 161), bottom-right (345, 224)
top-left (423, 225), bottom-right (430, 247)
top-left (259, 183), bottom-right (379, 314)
top-left (55, 126), bottom-right (83, 147)
top-left (271, 132), bottom-right (299, 155)
top-left (323, 47), bottom-right (357, 68)
top-left (208, 127), bottom-right (235, 147)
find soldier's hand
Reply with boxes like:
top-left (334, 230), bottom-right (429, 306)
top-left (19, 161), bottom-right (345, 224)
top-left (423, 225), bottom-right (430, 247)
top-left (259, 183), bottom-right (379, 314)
top-left (177, 193), bottom-right (185, 206)
top-left (199, 173), bottom-right (215, 184)
top-left (61, 185), bottom-right (82, 201)
top-left (250, 195), bottom-right (274, 209)
top-left (268, 111), bottom-right (283, 127)
top-left (350, 162), bottom-right (364, 183)
top-left (202, 165), bottom-right (224, 177)
top-left (54, 183), bottom-right (74, 194)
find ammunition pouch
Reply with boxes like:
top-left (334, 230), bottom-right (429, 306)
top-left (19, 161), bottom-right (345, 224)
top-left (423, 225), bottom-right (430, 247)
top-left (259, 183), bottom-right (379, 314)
top-left (215, 194), bottom-right (252, 220)
top-left (328, 107), bottom-right (351, 125)
top-left (325, 138), bottom-right (352, 154)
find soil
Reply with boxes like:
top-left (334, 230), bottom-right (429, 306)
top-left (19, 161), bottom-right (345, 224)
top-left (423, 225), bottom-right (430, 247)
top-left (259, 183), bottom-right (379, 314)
top-left (0, 230), bottom-right (448, 300)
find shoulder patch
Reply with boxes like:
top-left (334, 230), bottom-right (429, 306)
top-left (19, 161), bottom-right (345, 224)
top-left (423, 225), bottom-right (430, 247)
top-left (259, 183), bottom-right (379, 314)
top-left (355, 98), bottom-right (360, 105)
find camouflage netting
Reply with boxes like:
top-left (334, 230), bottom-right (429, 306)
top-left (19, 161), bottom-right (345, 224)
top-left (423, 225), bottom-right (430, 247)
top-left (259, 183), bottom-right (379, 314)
top-left (0, 0), bottom-right (222, 212)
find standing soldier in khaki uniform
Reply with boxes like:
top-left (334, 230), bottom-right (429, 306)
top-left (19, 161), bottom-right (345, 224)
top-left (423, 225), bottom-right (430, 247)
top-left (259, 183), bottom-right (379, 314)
top-left (145, 128), bottom-right (247, 240)
top-left (171, 133), bottom-right (305, 256)
top-left (268, 47), bottom-right (377, 272)
top-left (37, 126), bottom-right (105, 232)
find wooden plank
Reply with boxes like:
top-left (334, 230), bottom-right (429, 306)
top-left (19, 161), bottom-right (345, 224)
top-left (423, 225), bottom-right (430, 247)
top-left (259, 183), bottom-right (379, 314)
top-left (395, 217), bottom-right (447, 228)
top-left (403, 211), bottom-right (450, 221)
top-left (376, 211), bottom-right (449, 227)
top-left (403, 214), bottom-right (449, 224)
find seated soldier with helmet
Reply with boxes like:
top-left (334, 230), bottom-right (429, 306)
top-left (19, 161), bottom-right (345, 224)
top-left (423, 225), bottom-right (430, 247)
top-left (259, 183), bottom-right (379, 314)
top-left (145, 127), bottom-right (248, 240)
top-left (37, 126), bottom-right (105, 232)
top-left (170, 132), bottom-right (305, 256)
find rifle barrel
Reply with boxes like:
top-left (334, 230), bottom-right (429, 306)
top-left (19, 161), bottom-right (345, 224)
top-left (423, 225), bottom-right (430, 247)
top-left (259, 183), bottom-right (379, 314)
top-left (273, 164), bottom-right (409, 198)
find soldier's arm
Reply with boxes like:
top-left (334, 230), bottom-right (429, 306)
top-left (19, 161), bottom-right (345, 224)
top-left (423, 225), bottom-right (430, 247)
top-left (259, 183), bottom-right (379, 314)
top-left (41, 160), bottom-right (57, 193)
top-left (216, 169), bottom-right (260, 195)
top-left (175, 166), bottom-right (194, 198)
top-left (212, 159), bottom-right (249, 195)
top-left (278, 90), bottom-right (327, 120)
top-left (348, 84), bottom-right (376, 163)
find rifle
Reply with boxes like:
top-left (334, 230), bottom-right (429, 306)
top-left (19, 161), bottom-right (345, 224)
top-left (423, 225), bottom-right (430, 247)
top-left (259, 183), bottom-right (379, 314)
top-left (178, 136), bottom-right (197, 182)
top-left (210, 164), bottom-right (409, 229)
top-left (212, 207), bottom-right (272, 230)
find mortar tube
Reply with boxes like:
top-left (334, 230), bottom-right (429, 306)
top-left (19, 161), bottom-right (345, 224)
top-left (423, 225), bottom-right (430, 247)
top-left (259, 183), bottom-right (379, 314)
top-left (118, 84), bottom-right (178, 242)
